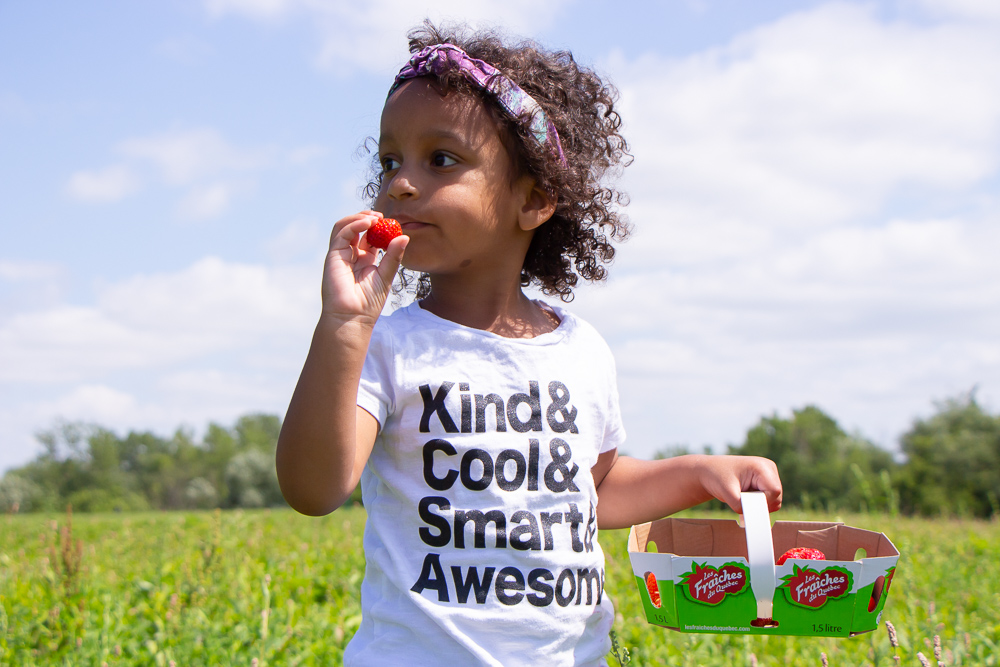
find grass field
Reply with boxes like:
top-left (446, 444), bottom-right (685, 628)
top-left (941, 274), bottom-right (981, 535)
top-left (1, 508), bottom-right (998, 666)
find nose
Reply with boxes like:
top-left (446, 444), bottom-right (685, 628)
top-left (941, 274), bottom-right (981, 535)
top-left (386, 166), bottom-right (419, 201)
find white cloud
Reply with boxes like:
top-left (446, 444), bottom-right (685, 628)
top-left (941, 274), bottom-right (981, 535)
top-left (911, 0), bottom-right (1000, 21)
top-left (0, 254), bottom-right (323, 470)
top-left (65, 164), bottom-right (141, 203)
top-left (0, 261), bottom-right (67, 312)
top-left (66, 128), bottom-right (276, 219)
top-left (205, 0), bottom-right (293, 20)
top-left (610, 2), bottom-right (1000, 238)
top-left (264, 218), bottom-right (325, 262)
top-left (176, 182), bottom-right (238, 220)
top-left (556, 3), bottom-right (1000, 455)
top-left (158, 369), bottom-right (282, 406)
top-left (0, 257), bottom-right (319, 385)
top-left (0, 306), bottom-right (214, 383)
top-left (97, 256), bottom-right (317, 336)
top-left (41, 384), bottom-right (139, 423)
top-left (203, 0), bottom-right (573, 72)
top-left (118, 127), bottom-right (267, 186)
top-left (0, 260), bottom-right (62, 283)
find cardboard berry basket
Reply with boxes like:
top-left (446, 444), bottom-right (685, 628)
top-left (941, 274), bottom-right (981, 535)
top-left (627, 492), bottom-right (899, 637)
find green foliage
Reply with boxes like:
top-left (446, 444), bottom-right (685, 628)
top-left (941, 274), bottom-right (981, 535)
top-left (65, 488), bottom-right (150, 514)
top-left (1, 508), bottom-right (997, 665)
top-left (0, 508), bottom-right (367, 664)
top-left (225, 451), bottom-right (283, 509)
top-left (0, 475), bottom-right (43, 513)
top-left (6, 393), bottom-right (999, 518)
top-left (692, 392), bottom-right (1000, 519)
top-left (1, 415), bottom-right (292, 513)
top-left (727, 405), bottom-right (896, 513)
top-left (659, 393), bottom-right (1000, 518)
top-left (897, 392), bottom-right (1000, 518)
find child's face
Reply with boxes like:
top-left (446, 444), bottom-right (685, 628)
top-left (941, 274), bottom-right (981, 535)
top-left (375, 78), bottom-right (539, 280)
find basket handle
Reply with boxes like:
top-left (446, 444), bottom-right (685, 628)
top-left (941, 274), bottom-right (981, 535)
top-left (740, 491), bottom-right (776, 620)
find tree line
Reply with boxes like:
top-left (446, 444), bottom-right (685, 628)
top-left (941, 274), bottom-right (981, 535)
top-left (1, 393), bottom-right (998, 518)
top-left (0, 414), bottom-right (310, 514)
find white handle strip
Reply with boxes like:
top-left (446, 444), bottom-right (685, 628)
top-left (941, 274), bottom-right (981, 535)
top-left (741, 491), bottom-right (776, 619)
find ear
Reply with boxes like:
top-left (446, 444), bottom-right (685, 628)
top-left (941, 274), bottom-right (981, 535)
top-left (517, 179), bottom-right (556, 232)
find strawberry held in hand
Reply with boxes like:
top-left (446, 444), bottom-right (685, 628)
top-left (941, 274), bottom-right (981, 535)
top-left (777, 547), bottom-right (826, 565)
top-left (366, 218), bottom-right (402, 250)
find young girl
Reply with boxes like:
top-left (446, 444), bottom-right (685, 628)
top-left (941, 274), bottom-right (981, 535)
top-left (277, 23), bottom-right (782, 667)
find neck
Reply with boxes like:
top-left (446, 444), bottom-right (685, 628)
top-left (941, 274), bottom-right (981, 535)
top-left (420, 276), bottom-right (559, 338)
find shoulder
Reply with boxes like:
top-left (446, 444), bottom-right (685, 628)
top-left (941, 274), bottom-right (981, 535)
top-left (546, 304), bottom-right (613, 353)
top-left (369, 302), bottom-right (429, 346)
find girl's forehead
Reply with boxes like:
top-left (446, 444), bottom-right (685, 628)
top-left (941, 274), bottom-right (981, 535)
top-left (384, 77), bottom-right (475, 107)
top-left (380, 78), bottom-right (490, 134)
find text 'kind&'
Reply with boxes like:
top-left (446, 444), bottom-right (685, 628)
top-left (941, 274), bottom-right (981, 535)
top-left (419, 380), bottom-right (579, 434)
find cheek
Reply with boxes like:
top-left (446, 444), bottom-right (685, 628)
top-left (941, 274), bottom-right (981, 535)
top-left (373, 186), bottom-right (392, 212)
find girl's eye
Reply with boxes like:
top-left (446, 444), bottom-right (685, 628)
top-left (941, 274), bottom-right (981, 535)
top-left (431, 153), bottom-right (458, 168)
top-left (380, 156), bottom-right (400, 172)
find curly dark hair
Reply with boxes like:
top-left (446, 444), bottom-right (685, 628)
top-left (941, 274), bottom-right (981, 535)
top-left (363, 21), bottom-right (632, 301)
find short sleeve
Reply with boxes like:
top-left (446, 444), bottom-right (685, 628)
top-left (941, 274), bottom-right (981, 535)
top-left (600, 349), bottom-right (627, 454)
top-left (357, 320), bottom-right (395, 428)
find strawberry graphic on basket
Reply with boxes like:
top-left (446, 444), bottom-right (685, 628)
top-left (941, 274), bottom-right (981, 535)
top-left (780, 564), bottom-right (853, 609)
top-left (680, 562), bottom-right (749, 605)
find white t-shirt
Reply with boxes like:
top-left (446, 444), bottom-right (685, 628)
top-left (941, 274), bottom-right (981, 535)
top-left (345, 301), bottom-right (626, 667)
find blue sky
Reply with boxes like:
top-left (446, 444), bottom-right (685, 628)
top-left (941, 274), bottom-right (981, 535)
top-left (2, 0), bottom-right (1000, 473)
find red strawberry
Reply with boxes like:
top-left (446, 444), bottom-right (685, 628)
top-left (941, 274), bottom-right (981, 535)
top-left (777, 547), bottom-right (826, 565)
top-left (366, 218), bottom-right (402, 249)
top-left (645, 572), bottom-right (661, 608)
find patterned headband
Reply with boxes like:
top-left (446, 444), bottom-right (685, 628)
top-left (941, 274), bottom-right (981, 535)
top-left (388, 43), bottom-right (567, 167)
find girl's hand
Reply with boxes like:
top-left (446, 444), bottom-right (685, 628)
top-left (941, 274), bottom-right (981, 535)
top-left (322, 210), bottom-right (408, 321)
top-left (698, 455), bottom-right (783, 515)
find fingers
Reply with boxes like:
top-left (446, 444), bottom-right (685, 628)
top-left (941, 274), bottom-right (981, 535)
top-left (375, 233), bottom-right (408, 284)
top-left (741, 456), bottom-right (782, 512)
top-left (329, 214), bottom-right (375, 253)
top-left (329, 211), bottom-right (400, 271)
top-left (717, 479), bottom-right (745, 515)
top-left (707, 455), bottom-right (783, 515)
top-left (757, 459), bottom-right (783, 512)
top-left (323, 210), bottom-right (406, 312)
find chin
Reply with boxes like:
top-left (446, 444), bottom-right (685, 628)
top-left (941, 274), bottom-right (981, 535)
top-left (399, 248), bottom-right (441, 274)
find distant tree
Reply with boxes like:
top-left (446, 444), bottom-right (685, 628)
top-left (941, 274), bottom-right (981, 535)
top-left (729, 405), bottom-right (896, 512)
top-left (651, 444), bottom-right (715, 460)
top-left (65, 487), bottom-right (150, 513)
top-left (185, 477), bottom-right (220, 509)
top-left (0, 413), bottom-right (288, 512)
top-left (652, 445), bottom-right (692, 460)
top-left (0, 474), bottom-right (43, 512)
top-left (225, 450), bottom-right (282, 508)
top-left (897, 392), bottom-right (1000, 518)
top-left (235, 414), bottom-right (282, 452)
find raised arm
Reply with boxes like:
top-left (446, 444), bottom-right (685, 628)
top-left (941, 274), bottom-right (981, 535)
top-left (591, 451), bottom-right (782, 530)
top-left (276, 211), bottom-right (407, 516)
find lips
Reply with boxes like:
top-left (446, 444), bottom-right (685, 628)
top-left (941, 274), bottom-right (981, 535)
top-left (381, 215), bottom-right (425, 231)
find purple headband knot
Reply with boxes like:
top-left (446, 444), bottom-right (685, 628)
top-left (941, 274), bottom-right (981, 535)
top-left (388, 43), bottom-right (567, 167)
